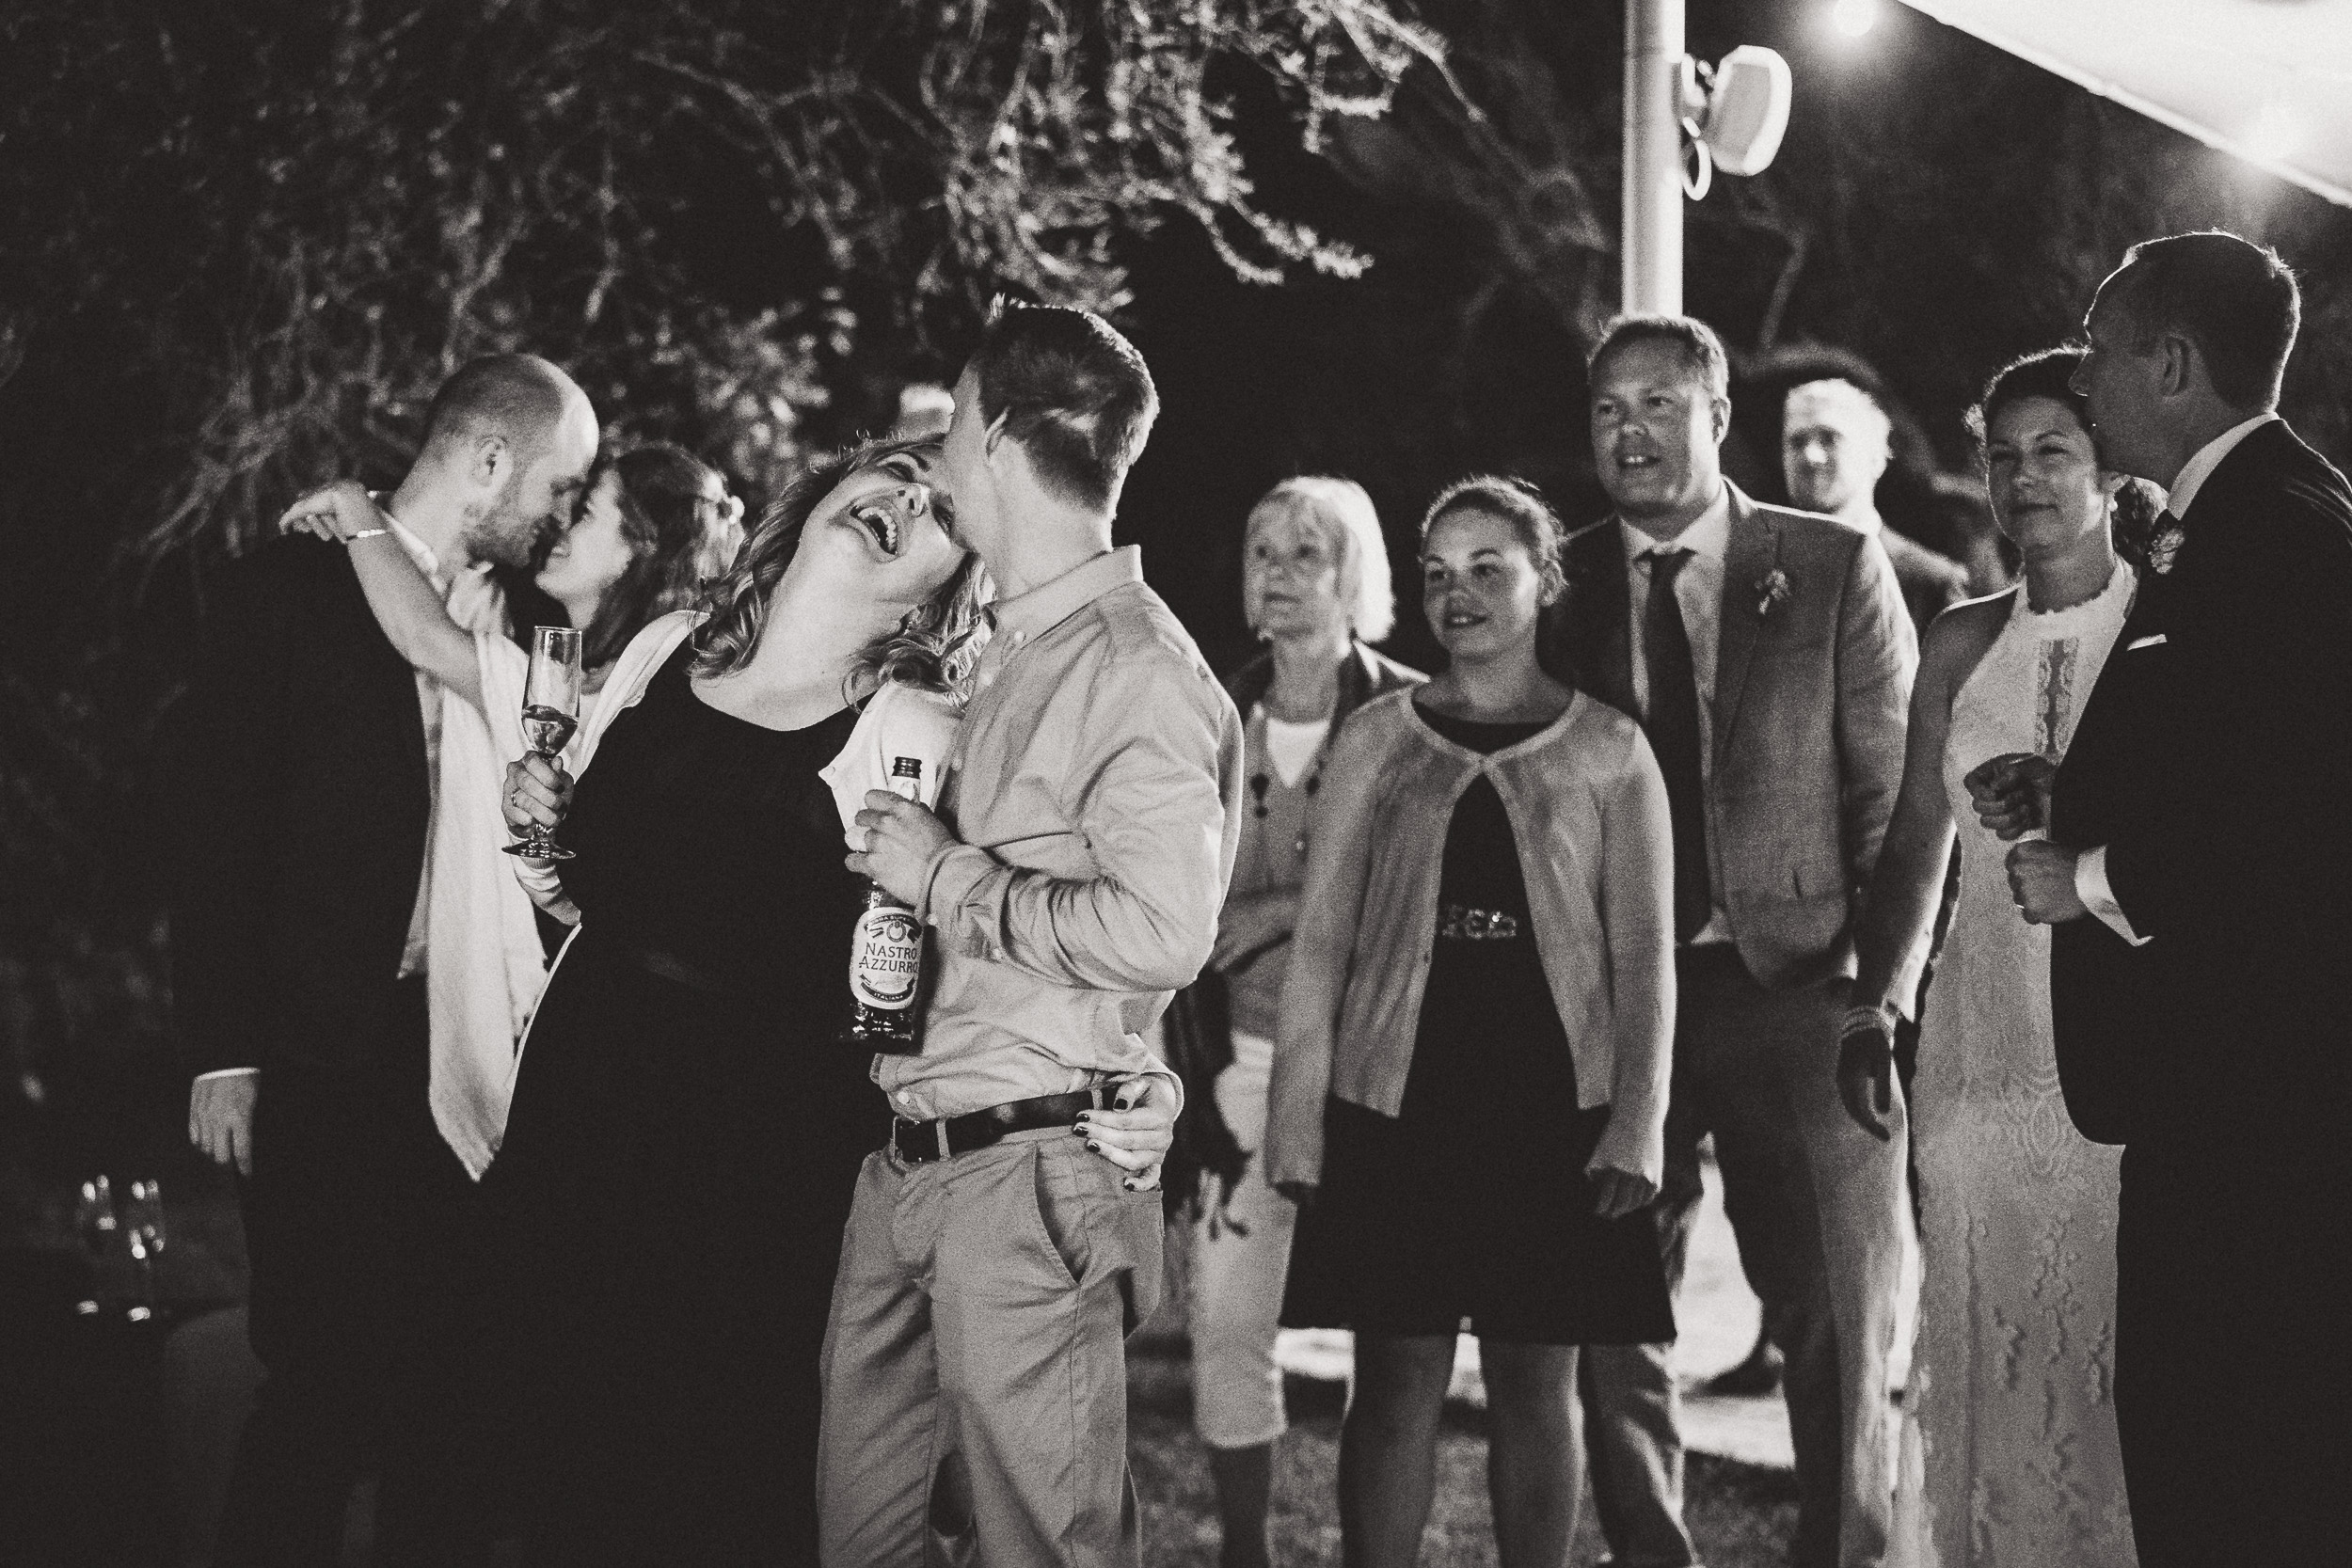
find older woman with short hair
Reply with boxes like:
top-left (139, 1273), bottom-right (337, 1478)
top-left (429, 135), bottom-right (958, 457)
top-left (1181, 475), bottom-right (1421, 1568)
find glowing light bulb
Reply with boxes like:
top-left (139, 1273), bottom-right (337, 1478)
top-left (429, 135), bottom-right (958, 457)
top-left (1832, 0), bottom-right (1880, 39)
top-left (2241, 105), bottom-right (2300, 166)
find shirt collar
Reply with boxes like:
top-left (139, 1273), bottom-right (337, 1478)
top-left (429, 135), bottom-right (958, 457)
top-left (1620, 482), bottom-right (1732, 564)
top-left (1841, 504), bottom-right (1883, 539)
top-left (2165, 412), bottom-right (2278, 521)
top-left (984, 545), bottom-right (1144, 649)
top-left (383, 512), bottom-right (447, 587)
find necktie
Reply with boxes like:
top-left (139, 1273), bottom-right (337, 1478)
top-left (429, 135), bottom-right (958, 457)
top-left (1643, 546), bottom-right (1710, 942)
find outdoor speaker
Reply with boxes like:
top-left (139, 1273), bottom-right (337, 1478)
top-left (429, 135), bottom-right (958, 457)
top-left (1703, 45), bottom-right (1793, 177)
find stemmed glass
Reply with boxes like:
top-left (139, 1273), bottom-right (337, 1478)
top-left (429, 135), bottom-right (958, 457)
top-left (72, 1176), bottom-right (119, 1315)
top-left (122, 1179), bottom-right (166, 1318)
top-left (504, 626), bottom-right (583, 861)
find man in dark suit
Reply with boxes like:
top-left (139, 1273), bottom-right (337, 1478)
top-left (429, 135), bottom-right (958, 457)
top-left (1991, 232), bottom-right (2352, 1566)
top-left (168, 355), bottom-right (597, 1565)
top-left (1551, 317), bottom-right (1920, 1568)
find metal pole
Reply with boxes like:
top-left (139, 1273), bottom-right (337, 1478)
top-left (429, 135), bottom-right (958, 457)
top-left (1623, 0), bottom-right (1685, 314)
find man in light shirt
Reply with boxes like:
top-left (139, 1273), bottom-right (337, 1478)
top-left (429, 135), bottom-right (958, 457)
top-left (821, 305), bottom-right (1244, 1566)
top-left (1982, 230), bottom-right (2352, 1568)
top-left (1549, 315), bottom-right (1917, 1568)
top-left (167, 355), bottom-right (595, 1566)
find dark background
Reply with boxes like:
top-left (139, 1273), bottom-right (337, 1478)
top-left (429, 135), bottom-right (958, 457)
top-left (4, 0), bottom-right (2348, 1221)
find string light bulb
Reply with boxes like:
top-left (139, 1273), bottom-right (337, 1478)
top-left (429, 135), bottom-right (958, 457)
top-left (1831, 0), bottom-right (1880, 39)
top-left (2241, 104), bottom-right (2301, 167)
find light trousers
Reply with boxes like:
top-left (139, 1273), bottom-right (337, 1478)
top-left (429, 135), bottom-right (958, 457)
top-left (817, 1127), bottom-right (1164, 1567)
top-left (1187, 1032), bottom-right (1298, 1450)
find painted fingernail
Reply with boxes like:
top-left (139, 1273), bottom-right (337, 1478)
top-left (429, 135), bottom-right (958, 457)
top-left (1115, 1101), bottom-right (1134, 1112)
top-left (1087, 1140), bottom-right (1101, 1151)
top-left (1072, 1125), bottom-right (1088, 1136)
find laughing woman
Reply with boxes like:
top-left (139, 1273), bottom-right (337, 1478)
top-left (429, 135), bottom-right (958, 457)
top-left (484, 436), bottom-right (1175, 1567)
top-left (1266, 478), bottom-right (1677, 1568)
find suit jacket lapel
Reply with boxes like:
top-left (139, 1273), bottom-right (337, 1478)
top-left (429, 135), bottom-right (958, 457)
top-left (1713, 485), bottom-right (1772, 751)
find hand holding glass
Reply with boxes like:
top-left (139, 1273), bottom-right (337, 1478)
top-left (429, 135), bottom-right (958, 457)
top-left (505, 626), bottom-right (583, 861)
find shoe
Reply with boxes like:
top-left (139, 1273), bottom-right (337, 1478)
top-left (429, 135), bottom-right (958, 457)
top-left (1697, 1336), bottom-right (1783, 1398)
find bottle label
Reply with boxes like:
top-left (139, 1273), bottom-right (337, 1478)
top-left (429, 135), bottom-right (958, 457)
top-left (850, 905), bottom-right (924, 1010)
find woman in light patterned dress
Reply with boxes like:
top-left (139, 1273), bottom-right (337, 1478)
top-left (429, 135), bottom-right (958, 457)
top-left (1836, 349), bottom-right (2156, 1566)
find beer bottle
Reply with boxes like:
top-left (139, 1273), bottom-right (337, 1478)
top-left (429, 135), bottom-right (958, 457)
top-left (840, 755), bottom-right (930, 1053)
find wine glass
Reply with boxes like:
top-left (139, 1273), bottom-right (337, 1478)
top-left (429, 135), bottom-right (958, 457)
top-left (122, 1179), bottom-right (166, 1318)
top-left (72, 1177), bottom-right (119, 1315)
top-left (504, 625), bottom-right (584, 861)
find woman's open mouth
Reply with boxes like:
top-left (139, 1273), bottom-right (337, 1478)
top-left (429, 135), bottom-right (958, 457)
top-left (850, 499), bottom-right (902, 556)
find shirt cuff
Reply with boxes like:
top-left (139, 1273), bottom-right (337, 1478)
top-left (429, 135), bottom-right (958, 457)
top-left (916, 842), bottom-right (992, 929)
top-left (2075, 846), bottom-right (2150, 947)
top-left (194, 1067), bottom-right (260, 1083)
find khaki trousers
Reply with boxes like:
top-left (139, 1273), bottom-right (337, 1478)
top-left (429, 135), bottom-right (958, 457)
top-left (818, 1127), bottom-right (1164, 1567)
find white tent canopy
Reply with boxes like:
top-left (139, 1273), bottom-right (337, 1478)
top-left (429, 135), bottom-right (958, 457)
top-left (1896, 0), bottom-right (2352, 208)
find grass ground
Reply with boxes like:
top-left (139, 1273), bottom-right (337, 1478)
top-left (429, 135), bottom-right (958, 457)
top-left (1127, 1338), bottom-right (1798, 1567)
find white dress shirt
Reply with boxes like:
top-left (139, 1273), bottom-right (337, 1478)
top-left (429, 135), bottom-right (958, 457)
top-left (1621, 483), bottom-right (1734, 944)
top-left (2072, 413), bottom-right (2279, 943)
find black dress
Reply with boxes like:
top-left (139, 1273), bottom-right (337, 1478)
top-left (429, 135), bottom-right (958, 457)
top-left (482, 642), bottom-right (885, 1566)
top-left (1281, 705), bottom-right (1675, 1346)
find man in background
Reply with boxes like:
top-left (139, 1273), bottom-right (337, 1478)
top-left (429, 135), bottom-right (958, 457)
top-left (1784, 375), bottom-right (1971, 634)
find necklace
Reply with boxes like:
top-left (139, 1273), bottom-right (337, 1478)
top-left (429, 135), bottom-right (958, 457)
top-left (1248, 705), bottom-right (1330, 858)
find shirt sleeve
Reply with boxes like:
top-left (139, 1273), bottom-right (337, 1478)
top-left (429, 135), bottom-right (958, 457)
top-left (193, 1068), bottom-right (261, 1083)
top-left (920, 654), bottom-right (1237, 996)
top-left (2074, 845), bottom-right (2149, 946)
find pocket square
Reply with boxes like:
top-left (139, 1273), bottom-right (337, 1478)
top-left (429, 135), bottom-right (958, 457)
top-left (2126, 633), bottom-right (2167, 650)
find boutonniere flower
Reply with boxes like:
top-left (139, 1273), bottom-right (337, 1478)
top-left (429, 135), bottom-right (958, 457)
top-left (2146, 519), bottom-right (2186, 576)
top-left (1755, 568), bottom-right (1791, 618)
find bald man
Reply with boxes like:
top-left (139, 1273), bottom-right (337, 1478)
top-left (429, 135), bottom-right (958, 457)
top-left (166, 355), bottom-right (596, 1566)
top-left (1783, 378), bottom-right (1970, 634)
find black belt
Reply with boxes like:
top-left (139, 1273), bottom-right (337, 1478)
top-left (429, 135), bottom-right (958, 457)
top-left (892, 1087), bottom-right (1112, 1164)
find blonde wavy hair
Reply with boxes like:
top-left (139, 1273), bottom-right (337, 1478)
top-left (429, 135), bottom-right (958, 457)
top-left (1246, 475), bottom-right (1396, 643)
top-left (690, 435), bottom-right (990, 698)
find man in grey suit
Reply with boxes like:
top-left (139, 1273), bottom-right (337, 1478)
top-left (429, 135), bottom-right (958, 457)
top-left (1548, 316), bottom-right (1920, 1568)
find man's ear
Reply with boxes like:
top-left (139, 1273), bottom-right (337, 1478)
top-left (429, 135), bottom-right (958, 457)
top-left (980, 407), bottom-right (1012, 463)
top-left (2158, 334), bottom-right (2196, 399)
top-left (1709, 395), bottom-right (1733, 447)
top-left (469, 433), bottom-right (511, 490)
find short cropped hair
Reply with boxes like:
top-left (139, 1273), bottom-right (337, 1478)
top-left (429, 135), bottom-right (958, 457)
top-left (1588, 314), bottom-right (1732, 399)
top-left (2100, 231), bottom-right (2300, 408)
top-left (1420, 475), bottom-right (1567, 603)
top-left (1248, 476), bottom-right (1396, 642)
top-left (967, 304), bottom-right (1158, 512)
top-left (419, 354), bottom-right (575, 465)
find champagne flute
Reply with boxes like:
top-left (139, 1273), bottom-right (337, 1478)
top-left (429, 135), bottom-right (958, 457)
top-left (72, 1176), bottom-right (119, 1315)
top-left (504, 625), bottom-right (584, 861)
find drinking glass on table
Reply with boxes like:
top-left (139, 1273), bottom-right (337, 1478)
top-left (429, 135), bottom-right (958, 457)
top-left (505, 625), bottom-right (583, 861)
top-left (123, 1179), bottom-right (166, 1316)
top-left (72, 1176), bottom-right (119, 1315)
